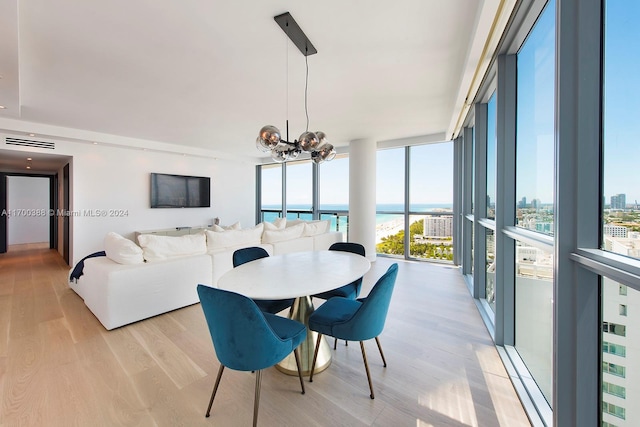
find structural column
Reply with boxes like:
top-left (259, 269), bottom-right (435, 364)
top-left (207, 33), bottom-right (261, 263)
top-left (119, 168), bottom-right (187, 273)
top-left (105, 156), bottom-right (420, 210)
top-left (348, 138), bottom-right (376, 261)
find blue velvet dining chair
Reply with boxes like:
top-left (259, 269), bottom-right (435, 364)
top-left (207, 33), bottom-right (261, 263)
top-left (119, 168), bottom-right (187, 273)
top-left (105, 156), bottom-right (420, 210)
top-left (308, 263), bottom-right (398, 399)
top-left (312, 241), bottom-right (367, 349)
top-left (232, 247), bottom-right (295, 314)
top-left (197, 284), bottom-right (306, 426)
top-left (313, 242), bottom-right (366, 301)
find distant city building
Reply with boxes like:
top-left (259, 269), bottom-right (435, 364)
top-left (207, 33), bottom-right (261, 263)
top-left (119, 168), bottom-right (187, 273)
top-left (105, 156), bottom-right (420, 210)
top-left (611, 193), bottom-right (627, 210)
top-left (422, 215), bottom-right (453, 238)
top-left (531, 198), bottom-right (541, 209)
top-left (604, 224), bottom-right (629, 238)
top-left (519, 197), bottom-right (527, 209)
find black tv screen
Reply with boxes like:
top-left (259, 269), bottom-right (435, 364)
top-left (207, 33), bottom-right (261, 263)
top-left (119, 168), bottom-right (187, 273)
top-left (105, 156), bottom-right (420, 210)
top-left (150, 173), bottom-right (211, 208)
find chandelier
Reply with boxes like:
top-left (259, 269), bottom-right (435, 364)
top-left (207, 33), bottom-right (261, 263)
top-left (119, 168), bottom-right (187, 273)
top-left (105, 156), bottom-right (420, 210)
top-left (256, 12), bottom-right (336, 164)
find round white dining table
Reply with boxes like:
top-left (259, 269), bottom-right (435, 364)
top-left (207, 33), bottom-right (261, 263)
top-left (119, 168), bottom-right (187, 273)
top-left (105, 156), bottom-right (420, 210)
top-left (217, 250), bottom-right (371, 375)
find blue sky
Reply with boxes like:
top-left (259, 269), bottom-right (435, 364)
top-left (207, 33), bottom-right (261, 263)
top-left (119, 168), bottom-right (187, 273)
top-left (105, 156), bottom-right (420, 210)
top-left (262, 142), bottom-right (454, 207)
top-left (603, 0), bottom-right (640, 205)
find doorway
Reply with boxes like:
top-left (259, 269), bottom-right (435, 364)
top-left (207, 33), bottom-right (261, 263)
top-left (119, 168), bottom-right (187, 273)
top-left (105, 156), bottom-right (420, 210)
top-left (0, 171), bottom-right (70, 265)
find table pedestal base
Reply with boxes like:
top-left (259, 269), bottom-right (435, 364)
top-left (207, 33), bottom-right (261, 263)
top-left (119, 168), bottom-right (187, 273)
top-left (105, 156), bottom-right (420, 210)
top-left (276, 296), bottom-right (331, 376)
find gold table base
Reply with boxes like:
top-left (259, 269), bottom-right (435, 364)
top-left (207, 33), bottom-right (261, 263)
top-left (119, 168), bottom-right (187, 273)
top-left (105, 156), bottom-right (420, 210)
top-left (276, 296), bottom-right (332, 376)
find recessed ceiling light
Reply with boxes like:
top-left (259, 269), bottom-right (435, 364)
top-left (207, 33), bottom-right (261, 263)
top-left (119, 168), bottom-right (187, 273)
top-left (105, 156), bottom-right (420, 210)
top-left (26, 166), bottom-right (31, 169)
top-left (0, 106), bottom-right (6, 109)
top-left (93, 142), bottom-right (98, 145)
top-left (27, 157), bottom-right (32, 161)
top-left (28, 133), bottom-right (35, 137)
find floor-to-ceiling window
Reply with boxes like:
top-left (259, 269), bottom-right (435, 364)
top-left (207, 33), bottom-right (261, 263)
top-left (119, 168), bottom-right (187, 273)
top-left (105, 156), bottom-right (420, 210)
top-left (460, 0), bottom-right (640, 424)
top-left (259, 163), bottom-right (283, 222)
top-left (513, 0), bottom-right (556, 407)
top-left (318, 154), bottom-right (350, 233)
top-left (409, 143), bottom-right (454, 261)
top-left (376, 147), bottom-right (406, 257)
top-left (601, 1), bottom-right (640, 425)
top-left (285, 160), bottom-right (313, 220)
top-left (376, 143), bottom-right (455, 261)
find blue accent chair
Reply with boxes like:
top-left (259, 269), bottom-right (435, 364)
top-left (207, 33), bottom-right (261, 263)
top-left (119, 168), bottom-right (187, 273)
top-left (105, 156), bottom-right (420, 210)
top-left (197, 284), bottom-right (306, 426)
top-left (232, 247), bottom-right (295, 314)
top-left (312, 242), bottom-right (366, 349)
top-left (313, 242), bottom-right (366, 300)
top-left (308, 263), bottom-right (398, 399)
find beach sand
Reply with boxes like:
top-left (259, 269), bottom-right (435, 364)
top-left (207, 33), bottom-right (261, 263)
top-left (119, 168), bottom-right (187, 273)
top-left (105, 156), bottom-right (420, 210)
top-left (376, 218), bottom-right (404, 243)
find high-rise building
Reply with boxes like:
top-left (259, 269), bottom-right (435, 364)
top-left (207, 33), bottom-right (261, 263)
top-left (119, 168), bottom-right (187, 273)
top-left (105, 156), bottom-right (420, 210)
top-left (611, 194), bottom-right (627, 210)
top-left (422, 215), bottom-right (453, 238)
top-left (602, 232), bottom-right (640, 426)
top-left (519, 196), bottom-right (527, 209)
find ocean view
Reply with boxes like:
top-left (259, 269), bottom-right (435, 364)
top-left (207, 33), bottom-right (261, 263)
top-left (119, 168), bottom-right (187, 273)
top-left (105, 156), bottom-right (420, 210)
top-left (262, 203), bottom-right (454, 242)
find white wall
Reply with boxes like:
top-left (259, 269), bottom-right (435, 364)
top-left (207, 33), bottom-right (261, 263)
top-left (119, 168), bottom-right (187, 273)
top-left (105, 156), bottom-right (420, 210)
top-left (1, 133), bottom-right (256, 265)
top-left (71, 147), bottom-right (255, 263)
top-left (7, 176), bottom-right (50, 245)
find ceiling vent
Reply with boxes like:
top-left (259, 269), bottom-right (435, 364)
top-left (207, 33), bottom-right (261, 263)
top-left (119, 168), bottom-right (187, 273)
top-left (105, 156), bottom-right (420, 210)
top-left (5, 137), bottom-right (56, 150)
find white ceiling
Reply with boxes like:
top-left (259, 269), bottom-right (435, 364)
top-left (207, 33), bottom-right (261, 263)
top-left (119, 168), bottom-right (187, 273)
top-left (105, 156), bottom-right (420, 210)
top-left (0, 0), bottom-right (505, 165)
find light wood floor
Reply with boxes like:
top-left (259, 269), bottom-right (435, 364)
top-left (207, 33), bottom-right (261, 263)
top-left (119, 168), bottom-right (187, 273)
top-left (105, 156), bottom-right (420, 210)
top-left (0, 245), bottom-right (531, 426)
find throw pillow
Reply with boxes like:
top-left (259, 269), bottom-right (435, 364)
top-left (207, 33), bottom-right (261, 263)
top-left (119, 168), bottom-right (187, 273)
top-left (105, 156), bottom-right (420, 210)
top-left (205, 223), bottom-right (264, 251)
top-left (286, 218), bottom-right (305, 228)
top-left (212, 221), bottom-right (241, 231)
top-left (262, 223), bottom-right (305, 243)
top-left (104, 232), bottom-right (144, 264)
top-left (263, 217), bottom-right (287, 230)
top-left (303, 220), bottom-right (330, 236)
top-left (137, 233), bottom-right (207, 262)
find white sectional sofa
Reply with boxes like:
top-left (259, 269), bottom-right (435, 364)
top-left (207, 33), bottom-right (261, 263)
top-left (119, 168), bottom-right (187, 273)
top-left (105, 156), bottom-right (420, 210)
top-left (69, 219), bottom-right (343, 330)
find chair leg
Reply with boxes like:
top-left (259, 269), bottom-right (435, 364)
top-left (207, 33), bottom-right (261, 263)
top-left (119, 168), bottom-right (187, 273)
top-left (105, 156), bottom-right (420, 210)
top-left (359, 341), bottom-right (375, 399)
top-left (309, 333), bottom-right (323, 382)
top-left (333, 338), bottom-right (348, 350)
top-left (375, 336), bottom-right (387, 367)
top-left (293, 347), bottom-right (305, 394)
top-left (205, 364), bottom-right (225, 417)
top-left (252, 370), bottom-right (262, 427)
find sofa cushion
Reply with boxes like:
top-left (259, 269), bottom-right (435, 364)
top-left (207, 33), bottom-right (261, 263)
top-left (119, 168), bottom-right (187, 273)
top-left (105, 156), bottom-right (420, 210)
top-left (205, 223), bottom-right (264, 251)
top-left (212, 221), bottom-right (241, 231)
top-left (263, 217), bottom-right (287, 230)
top-left (262, 223), bottom-right (305, 243)
top-left (303, 220), bottom-right (330, 236)
top-left (104, 232), bottom-right (144, 265)
top-left (137, 233), bottom-right (207, 262)
top-left (270, 236), bottom-right (314, 255)
top-left (286, 218), bottom-right (305, 228)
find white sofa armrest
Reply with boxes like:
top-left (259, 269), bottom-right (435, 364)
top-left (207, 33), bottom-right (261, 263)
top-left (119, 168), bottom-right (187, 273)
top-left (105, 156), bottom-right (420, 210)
top-left (77, 254), bottom-right (212, 330)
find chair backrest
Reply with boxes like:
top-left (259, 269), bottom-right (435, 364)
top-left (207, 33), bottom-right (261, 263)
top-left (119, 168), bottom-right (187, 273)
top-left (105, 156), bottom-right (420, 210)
top-left (329, 242), bottom-right (366, 257)
top-left (333, 263), bottom-right (398, 341)
top-left (232, 246), bottom-right (269, 267)
top-left (197, 284), bottom-right (293, 371)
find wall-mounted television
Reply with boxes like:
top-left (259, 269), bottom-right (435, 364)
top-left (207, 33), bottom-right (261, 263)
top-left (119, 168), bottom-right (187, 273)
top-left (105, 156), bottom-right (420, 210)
top-left (150, 173), bottom-right (211, 208)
